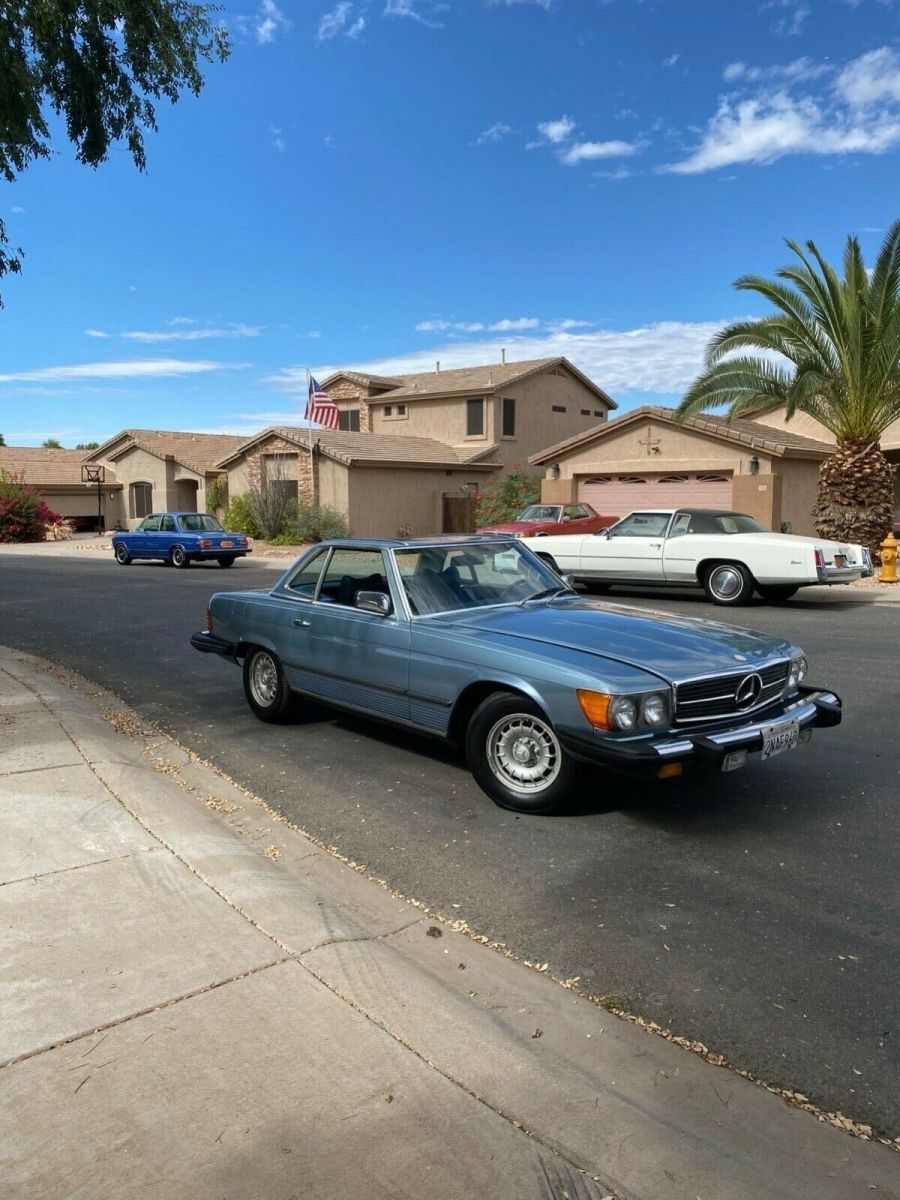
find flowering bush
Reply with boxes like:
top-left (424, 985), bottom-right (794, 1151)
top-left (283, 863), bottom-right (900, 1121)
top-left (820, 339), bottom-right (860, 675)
top-left (0, 471), bottom-right (62, 542)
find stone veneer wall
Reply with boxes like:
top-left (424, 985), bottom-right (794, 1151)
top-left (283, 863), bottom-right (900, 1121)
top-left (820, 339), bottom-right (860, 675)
top-left (326, 379), bottom-right (372, 433)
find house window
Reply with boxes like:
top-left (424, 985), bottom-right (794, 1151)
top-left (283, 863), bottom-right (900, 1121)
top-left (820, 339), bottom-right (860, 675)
top-left (552, 405), bottom-right (566, 413)
top-left (697, 473), bottom-right (729, 482)
top-left (130, 482), bottom-right (152, 519)
top-left (593, 410), bottom-right (604, 417)
top-left (384, 406), bottom-right (393, 416)
top-left (620, 476), bottom-right (648, 484)
top-left (580, 409), bottom-right (591, 416)
top-left (466, 398), bottom-right (484, 437)
top-left (339, 409), bottom-right (360, 432)
top-left (502, 396), bottom-right (516, 437)
top-left (398, 404), bottom-right (406, 416)
top-left (658, 474), bottom-right (689, 484)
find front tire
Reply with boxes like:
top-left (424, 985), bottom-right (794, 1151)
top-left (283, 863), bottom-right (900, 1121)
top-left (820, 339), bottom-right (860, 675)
top-left (114, 543), bottom-right (131, 565)
top-left (703, 562), bottom-right (755, 606)
top-left (465, 692), bottom-right (575, 813)
top-left (170, 545), bottom-right (190, 569)
top-left (217, 555), bottom-right (236, 568)
top-left (756, 584), bottom-right (799, 603)
top-left (242, 648), bottom-right (299, 723)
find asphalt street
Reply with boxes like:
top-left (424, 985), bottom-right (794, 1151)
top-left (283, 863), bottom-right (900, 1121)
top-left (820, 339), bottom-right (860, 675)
top-left (2, 554), bottom-right (898, 1137)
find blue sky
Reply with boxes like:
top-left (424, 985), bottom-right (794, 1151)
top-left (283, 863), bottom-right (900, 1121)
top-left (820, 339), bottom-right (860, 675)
top-left (2, 0), bottom-right (900, 445)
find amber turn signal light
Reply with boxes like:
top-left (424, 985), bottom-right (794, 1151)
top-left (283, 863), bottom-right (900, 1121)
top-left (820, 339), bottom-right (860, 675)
top-left (576, 689), bottom-right (612, 730)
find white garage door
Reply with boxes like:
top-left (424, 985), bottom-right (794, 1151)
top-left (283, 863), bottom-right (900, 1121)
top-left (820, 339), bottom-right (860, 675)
top-left (578, 472), bottom-right (733, 517)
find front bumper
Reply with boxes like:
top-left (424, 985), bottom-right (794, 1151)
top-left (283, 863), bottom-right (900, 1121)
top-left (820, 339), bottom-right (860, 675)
top-left (561, 685), bottom-right (842, 776)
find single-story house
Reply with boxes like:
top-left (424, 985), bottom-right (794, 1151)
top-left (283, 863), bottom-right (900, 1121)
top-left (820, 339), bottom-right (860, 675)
top-left (217, 427), bottom-right (501, 537)
top-left (0, 446), bottom-right (121, 530)
top-left (530, 406), bottom-right (839, 536)
top-left (85, 429), bottom-right (249, 528)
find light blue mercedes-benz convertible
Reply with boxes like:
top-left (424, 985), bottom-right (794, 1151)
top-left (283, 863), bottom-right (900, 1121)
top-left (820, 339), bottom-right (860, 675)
top-left (191, 536), bottom-right (842, 813)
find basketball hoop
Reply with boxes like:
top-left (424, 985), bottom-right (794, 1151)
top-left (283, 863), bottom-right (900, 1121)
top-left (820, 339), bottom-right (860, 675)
top-left (81, 464), bottom-right (106, 534)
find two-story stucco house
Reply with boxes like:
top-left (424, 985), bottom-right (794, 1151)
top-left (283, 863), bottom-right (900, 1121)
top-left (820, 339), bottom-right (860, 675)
top-left (321, 356), bottom-right (617, 469)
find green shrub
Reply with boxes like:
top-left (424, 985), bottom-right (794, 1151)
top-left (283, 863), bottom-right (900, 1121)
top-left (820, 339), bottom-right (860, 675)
top-left (273, 502), bottom-right (349, 544)
top-left (475, 467), bottom-right (542, 526)
top-left (222, 494), bottom-right (262, 539)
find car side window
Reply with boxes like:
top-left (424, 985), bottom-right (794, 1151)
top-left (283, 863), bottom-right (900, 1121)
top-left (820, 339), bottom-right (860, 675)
top-left (319, 549), bottom-right (390, 608)
top-left (563, 506), bottom-right (580, 521)
top-left (160, 515), bottom-right (175, 532)
top-left (610, 513), bottom-right (670, 538)
top-left (286, 548), bottom-right (330, 598)
top-left (142, 515), bottom-right (161, 532)
top-left (668, 514), bottom-right (691, 539)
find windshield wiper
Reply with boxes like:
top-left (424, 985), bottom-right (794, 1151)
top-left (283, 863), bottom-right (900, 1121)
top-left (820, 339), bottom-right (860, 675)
top-left (519, 585), bottom-right (573, 606)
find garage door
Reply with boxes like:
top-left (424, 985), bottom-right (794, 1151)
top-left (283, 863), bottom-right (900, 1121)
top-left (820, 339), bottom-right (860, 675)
top-left (578, 472), bottom-right (733, 516)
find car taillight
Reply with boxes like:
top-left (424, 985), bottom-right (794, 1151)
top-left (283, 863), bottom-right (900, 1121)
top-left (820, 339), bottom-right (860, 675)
top-left (814, 548), bottom-right (827, 582)
top-left (206, 606), bottom-right (213, 633)
top-left (200, 538), bottom-right (212, 548)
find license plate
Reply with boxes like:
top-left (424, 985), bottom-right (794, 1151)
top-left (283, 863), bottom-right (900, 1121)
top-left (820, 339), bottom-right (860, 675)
top-left (220, 540), bottom-right (234, 548)
top-left (760, 718), bottom-right (800, 760)
top-left (833, 553), bottom-right (846, 568)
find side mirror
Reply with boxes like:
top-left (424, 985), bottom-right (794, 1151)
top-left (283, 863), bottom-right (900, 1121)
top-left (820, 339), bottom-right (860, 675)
top-left (596, 528), bottom-right (611, 540)
top-left (356, 591), bottom-right (392, 616)
top-left (562, 573), bottom-right (575, 588)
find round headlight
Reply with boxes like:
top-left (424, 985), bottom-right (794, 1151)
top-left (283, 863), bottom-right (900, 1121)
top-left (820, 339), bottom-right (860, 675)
top-left (641, 693), bottom-right (668, 726)
top-left (610, 696), bottom-right (638, 731)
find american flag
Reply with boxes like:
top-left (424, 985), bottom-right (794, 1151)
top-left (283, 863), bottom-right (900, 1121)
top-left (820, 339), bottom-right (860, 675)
top-left (305, 375), bottom-right (340, 430)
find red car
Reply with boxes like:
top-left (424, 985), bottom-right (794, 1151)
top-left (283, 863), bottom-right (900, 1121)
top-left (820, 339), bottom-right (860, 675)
top-left (478, 502), bottom-right (618, 538)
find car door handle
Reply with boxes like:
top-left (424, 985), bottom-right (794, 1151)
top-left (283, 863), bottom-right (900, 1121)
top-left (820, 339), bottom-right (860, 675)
top-left (649, 542), bottom-right (662, 549)
top-left (292, 617), bottom-right (311, 628)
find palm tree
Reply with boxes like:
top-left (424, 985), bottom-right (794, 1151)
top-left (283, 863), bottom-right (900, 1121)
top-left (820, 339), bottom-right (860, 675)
top-left (678, 225), bottom-right (900, 551)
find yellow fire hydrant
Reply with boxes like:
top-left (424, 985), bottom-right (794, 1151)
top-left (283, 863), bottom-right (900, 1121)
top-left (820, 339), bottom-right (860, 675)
top-left (880, 532), bottom-right (898, 583)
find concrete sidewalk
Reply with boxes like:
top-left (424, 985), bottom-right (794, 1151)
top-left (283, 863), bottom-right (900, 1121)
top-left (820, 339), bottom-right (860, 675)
top-left (0, 648), bottom-right (897, 1200)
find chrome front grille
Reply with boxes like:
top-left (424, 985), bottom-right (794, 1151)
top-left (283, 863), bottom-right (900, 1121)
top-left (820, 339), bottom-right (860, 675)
top-left (674, 660), bottom-right (790, 725)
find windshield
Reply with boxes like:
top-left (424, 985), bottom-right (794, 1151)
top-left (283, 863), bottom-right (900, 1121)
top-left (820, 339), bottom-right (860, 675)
top-left (515, 505), bottom-right (561, 522)
top-left (395, 542), bottom-right (559, 616)
top-left (178, 514), bottom-right (224, 533)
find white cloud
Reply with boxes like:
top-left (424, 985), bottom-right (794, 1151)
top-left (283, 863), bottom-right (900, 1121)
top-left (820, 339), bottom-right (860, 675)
top-left (836, 47), bottom-right (900, 107)
top-left (667, 51), bottom-right (900, 173)
top-left (722, 56), bottom-right (831, 84)
top-left (11, 205), bottom-right (25, 214)
top-left (415, 316), bottom-right (540, 333)
top-left (559, 139), bottom-right (637, 165)
top-left (256, 0), bottom-right (289, 43)
top-left (477, 121), bottom-right (513, 144)
top-left (346, 15), bottom-right (366, 37)
top-left (489, 0), bottom-right (552, 8)
top-left (537, 115), bottom-right (575, 143)
top-left (663, 53), bottom-right (680, 67)
top-left (270, 125), bottom-right (286, 152)
top-left (264, 320), bottom-right (732, 399)
top-left (84, 324), bottom-right (263, 343)
top-left (383, 0), bottom-right (443, 27)
top-left (317, 2), bottom-right (353, 40)
top-left (0, 360), bottom-right (250, 384)
top-left (764, 0), bottom-right (810, 36)
top-left (594, 166), bottom-right (634, 181)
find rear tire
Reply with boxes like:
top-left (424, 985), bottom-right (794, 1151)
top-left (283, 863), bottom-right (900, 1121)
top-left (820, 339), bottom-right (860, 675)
top-left (756, 584), bottom-right (799, 603)
top-left (242, 648), bottom-right (299, 723)
top-left (465, 691), bottom-right (574, 813)
top-left (170, 545), bottom-right (190, 569)
top-left (217, 555), bottom-right (236, 568)
top-left (114, 543), bottom-right (131, 565)
top-left (703, 562), bottom-right (754, 606)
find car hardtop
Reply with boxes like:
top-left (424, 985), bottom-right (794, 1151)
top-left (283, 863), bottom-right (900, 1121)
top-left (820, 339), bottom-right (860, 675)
top-left (603, 508), bottom-right (762, 531)
top-left (300, 534), bottom-right (520, 551)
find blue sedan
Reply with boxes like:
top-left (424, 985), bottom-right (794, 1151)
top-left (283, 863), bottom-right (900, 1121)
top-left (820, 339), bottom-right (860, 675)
top-left (113, 512), bottom-right (251, 569)
top-left (190, 536), bottom-right (842, 813)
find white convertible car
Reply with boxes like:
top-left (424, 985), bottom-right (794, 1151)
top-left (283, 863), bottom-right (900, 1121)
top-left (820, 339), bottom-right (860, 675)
top-left (521, 508), bottom-right (873, 606)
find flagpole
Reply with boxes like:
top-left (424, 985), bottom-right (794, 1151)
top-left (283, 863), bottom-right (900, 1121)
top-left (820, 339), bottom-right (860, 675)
top-left (305, 366), bottom-right (317, 509)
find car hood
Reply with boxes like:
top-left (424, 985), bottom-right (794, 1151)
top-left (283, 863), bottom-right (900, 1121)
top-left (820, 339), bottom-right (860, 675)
top-left (444, 597), bottom-right (795, 683)
top-left (477, 520), bottom-right (551, 534)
